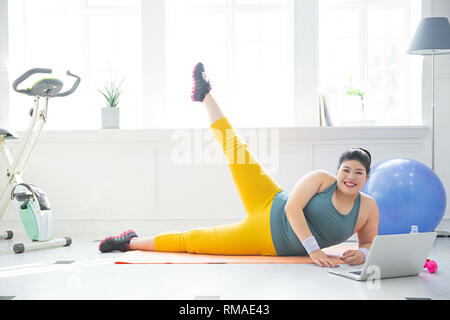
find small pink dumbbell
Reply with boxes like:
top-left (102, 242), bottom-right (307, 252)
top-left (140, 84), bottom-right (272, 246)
top-left (424, 259), bottom-right (438, 273)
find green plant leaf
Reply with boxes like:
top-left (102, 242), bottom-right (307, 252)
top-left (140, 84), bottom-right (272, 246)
top-left (98, 77), bottom-right (125, 108)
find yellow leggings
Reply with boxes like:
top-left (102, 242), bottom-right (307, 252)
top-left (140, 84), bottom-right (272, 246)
top-left (154, 117), bottom-right (282, 256)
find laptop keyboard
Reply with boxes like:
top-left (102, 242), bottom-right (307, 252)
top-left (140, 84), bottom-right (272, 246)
top-left (350, 271), bottom-right (362, 275)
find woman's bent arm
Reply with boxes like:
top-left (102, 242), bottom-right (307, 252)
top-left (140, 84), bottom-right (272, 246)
top-left (285, 170), bottom-right (330, 241)
top-left (285, 170), bottom-right (339, 268)
top-left (357, 198), bottom-right (379, 250)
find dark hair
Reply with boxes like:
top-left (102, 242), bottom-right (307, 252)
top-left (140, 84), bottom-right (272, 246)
top-left (337, 147), bottom-right (372, 176)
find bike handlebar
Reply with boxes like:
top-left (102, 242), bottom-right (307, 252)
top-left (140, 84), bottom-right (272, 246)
top-left (56, 71), bottom-right (81, 97)
top-left (12, 68), bottom-right (52, 94)
top-left (12, 68), bottom-right (81, 97)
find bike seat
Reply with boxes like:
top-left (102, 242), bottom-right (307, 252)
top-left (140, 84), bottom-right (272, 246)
top-left (0, 128), bottom-right (18, 139)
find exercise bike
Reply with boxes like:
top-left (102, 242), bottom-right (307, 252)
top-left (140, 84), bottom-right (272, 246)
top-left (0, 68), bottom-right (80, 253)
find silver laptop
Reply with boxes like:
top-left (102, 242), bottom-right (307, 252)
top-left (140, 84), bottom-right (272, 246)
top-left (328, 232), bottom-right (437, 281)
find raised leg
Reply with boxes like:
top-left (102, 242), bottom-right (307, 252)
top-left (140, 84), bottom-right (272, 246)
top-left (205, 98), bottom-right (282, 215)
top-left (203, 93), bottom-right (225, 125)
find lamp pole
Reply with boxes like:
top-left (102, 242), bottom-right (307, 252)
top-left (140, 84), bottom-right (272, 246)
top-left (406, 17), bottom-right (450, 172)
top-left (431, 49), bottom-right (435, 172)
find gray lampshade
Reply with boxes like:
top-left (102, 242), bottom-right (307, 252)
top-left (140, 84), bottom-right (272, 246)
top-left (407, 17), bottom-right (450, 55)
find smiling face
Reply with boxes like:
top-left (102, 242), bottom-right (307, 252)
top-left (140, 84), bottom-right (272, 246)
top-left (336, 160), bottom-right (368, 196)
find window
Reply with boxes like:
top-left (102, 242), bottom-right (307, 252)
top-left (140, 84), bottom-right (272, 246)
top-left (8, 0), bottom-right (142, 130)
top-left (6, 0), bottom-right (423, 130)
top-left (318, 0), bottom-right (422, 126)
top-left (165, 0), bottom-right (294, 128)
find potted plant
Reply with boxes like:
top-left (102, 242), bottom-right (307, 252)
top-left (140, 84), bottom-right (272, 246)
top-left (345, 76), bottom-right (365, 114)
top-left (99, 78), bottom-right (124, 129)
top-left (342, 77), bottom-right (376, 125)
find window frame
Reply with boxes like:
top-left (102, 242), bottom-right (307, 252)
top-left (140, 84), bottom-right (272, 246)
top-left (7, 0), bottom-right (142, 130)
top-left (155, 0), bottom-right (296, 129)
top-left (318, 0), bottom-right (422, 126)
top-left (4, 0), bottom-right (423, 129)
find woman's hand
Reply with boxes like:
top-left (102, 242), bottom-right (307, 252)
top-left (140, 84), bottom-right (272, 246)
top-left (309, 249), bottom-right (339, 268)
top-left (341, 250), bottom-right (365, 265)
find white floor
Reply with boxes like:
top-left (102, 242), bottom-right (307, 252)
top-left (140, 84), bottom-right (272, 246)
top-left (1, 219), bottom-right (450, 300)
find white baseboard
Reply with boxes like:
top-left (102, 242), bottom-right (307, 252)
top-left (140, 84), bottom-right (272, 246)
top-left (2, 217), bottom-right (449, 241)
top-left (0, 218), bottom-right (242, 239)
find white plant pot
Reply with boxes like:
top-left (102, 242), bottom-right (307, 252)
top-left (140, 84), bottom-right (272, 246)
top-left (101, 107), bottom-right (120, 129)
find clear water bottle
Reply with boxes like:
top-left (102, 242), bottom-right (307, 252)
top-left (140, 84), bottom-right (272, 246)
top-left (410, 225), bottom-right (419, 234)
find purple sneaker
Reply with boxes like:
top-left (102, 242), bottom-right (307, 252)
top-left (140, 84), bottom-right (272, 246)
top-left (191, 62), bottom-right (212, 102)
top-left (98, 230), bottom-right (138, 253)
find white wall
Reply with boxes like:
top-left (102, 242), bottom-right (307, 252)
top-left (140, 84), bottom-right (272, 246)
top-left (421, 0), bottom-right (450, 223)
top-left (1, 0), bottom-right (449, 234)
top-left (1, 125), bottom-right (432, 222)
top-left (0, 0), bottom-right (9, 130)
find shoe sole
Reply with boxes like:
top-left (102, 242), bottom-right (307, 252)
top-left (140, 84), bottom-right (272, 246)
top-left (191, 62), bottom-right (202, 101)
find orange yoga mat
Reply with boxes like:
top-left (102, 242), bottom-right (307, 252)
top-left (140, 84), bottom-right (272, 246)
top-left (114, 244), bottom-right (358, 264)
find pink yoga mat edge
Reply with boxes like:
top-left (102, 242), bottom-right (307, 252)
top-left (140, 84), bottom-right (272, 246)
top-left (114, 244), bottom-right (357, 264)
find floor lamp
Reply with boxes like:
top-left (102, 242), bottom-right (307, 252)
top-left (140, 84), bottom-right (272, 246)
top-left (407, 17), bottom-right (450, 172)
